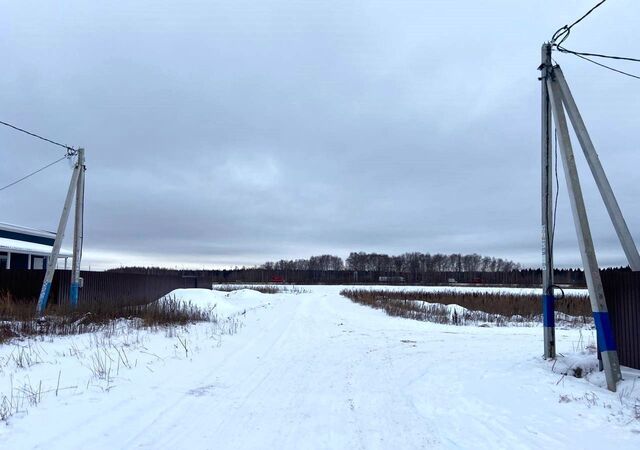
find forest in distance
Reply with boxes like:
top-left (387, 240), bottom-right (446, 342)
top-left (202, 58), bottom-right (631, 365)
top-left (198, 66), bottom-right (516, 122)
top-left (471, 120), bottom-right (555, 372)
top-left (108, 252), bottom-right (523, 274)
top-left (261, 252), bottom-right (522, 273)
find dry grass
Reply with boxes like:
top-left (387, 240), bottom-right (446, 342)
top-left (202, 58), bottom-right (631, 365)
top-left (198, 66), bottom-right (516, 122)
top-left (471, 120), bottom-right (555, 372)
top-left (341, 289), bottom-right (591, 326)
top-left (0, 293), bottom-right (211, 343)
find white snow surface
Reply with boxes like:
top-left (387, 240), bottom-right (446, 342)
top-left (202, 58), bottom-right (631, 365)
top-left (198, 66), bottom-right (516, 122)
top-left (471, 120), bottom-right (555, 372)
top-left (1, 285), bottom-right (638, 450)
top-left (162, 287), bottom-right (272, 318)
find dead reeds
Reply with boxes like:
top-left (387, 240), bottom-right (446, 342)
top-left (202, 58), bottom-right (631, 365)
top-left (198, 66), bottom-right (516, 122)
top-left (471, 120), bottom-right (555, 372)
top-left (0, 293), bottom-right (211, 343)
top-left (341, 289), bottom-right (591, 326)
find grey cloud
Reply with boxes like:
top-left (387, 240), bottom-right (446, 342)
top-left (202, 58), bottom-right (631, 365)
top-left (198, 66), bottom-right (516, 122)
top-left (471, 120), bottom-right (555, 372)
top-left (1, 1), bottom-right (639, 269)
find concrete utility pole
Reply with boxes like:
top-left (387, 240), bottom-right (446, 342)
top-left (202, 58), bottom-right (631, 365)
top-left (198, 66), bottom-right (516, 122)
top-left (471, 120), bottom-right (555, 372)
top-left (37, 157), bottom-right (81, 315)
top-left (37, 149), bottom-right (87, 314)
top-left (71, 148), bottom-right (86, 307)
top-left (553, 68), bottom-right (640, 271)
top-left (540, 43), bottom-right (555, 359)
top-left (547, 73), bottom-right (622, 391)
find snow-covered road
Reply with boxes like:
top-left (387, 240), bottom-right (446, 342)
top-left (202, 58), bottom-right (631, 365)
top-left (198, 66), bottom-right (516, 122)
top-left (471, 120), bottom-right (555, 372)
top-left (1, 286), bottom-right (639, 449)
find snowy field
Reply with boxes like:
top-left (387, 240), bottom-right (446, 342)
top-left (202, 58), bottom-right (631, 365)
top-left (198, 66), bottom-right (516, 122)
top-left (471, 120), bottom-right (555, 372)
top-left (1, 285), bottom-right (639, 449)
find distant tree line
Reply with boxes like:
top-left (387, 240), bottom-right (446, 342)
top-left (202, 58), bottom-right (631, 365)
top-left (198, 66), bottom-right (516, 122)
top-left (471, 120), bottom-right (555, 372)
top-left (261, 254), bottom-right (345, 271)
top-left (109, 252), bottom-right (521, 276)
top-left (261, 252), bottom-right (521, 273)
top-left (106, 263), bottom-right (592, 287)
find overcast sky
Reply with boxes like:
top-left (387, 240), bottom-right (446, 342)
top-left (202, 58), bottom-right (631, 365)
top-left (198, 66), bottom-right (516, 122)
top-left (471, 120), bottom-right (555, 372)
top-left (1, 0), bottom-right (639, 270)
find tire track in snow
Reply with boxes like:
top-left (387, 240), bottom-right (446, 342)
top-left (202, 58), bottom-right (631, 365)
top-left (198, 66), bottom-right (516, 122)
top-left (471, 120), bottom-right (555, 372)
top-left (126, 297), bottom-right (302, 449)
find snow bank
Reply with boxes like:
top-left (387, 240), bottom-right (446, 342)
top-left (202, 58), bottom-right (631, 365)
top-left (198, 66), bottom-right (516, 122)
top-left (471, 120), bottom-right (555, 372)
top-left (160, 288), bottom-right (273, 319)
top-left (553, 350), bottom-right (600, 379)
top-left (445, 303), bottom-right (468, 316)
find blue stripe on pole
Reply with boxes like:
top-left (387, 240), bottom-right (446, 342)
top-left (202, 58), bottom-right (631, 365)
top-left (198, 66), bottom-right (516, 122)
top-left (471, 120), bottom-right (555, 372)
top-left (70, 282), bottom-right (79, 308)
top-left (37, 282), bottom-right (52, 314)
top-left (543, 294), bottom-right (555, 327)
top-left (593, 312), bottom-right (617, 352)
top-left (0, 229), bottom-right (55, 246)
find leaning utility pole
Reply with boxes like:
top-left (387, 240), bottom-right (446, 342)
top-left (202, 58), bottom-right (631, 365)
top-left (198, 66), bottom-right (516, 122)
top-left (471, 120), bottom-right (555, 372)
top-left (37, 149), bottom-right (87, 315)
top-left (546, 75), bottom-right (622, 391)
top-left (553, 68), bottom-right (640, 271)
top-left (540, 43), bottom-right (555, 359)
top-left (539, 56), bottom-right (639, 391)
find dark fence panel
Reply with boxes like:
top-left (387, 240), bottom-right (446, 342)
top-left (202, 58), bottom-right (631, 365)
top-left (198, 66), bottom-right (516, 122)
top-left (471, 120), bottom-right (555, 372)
top-left (0, 270), bottom-right (46, 302)
top-left (108, 266), bottom-right (589, 287)
top-left (0, 270), bottom-right (189, 306)
top-left (601, 269), bottom-right (640, 370)
top-left (74, 271), bottom-right (189, 306)
top-left (196, 268), bottom-right (584, 287)
top-left (1, 267), bottom-right (591, 309)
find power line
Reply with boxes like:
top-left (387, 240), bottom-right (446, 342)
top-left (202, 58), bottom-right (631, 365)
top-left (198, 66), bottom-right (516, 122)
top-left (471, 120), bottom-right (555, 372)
top-left (556, 46), bottom-right (640, 63)
top-left (0, 155), bottom-right (69, 193)
top-left (0, 120), bottom-right (77, 154)
top-left (566, 0), bottom-right (607, 29)
top-left (549, 0), bottom-right (640, 80)
top-left (551, 0), bottom-right (608, 46)
top-left (562, 51), bottom-right (640, 80)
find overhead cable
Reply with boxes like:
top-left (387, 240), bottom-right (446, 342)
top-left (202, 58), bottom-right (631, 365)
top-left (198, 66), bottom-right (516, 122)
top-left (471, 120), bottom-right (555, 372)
top-left (549, 0), bottom-right (640, 80)
top-left (551, 0), bottom-right (608, 46)
top-left (0, 155), bottom-right (69, 193)
top-left (560, 51), bottom-right (640, 80)
top-left (0, 120), bottom-right (77, 155)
